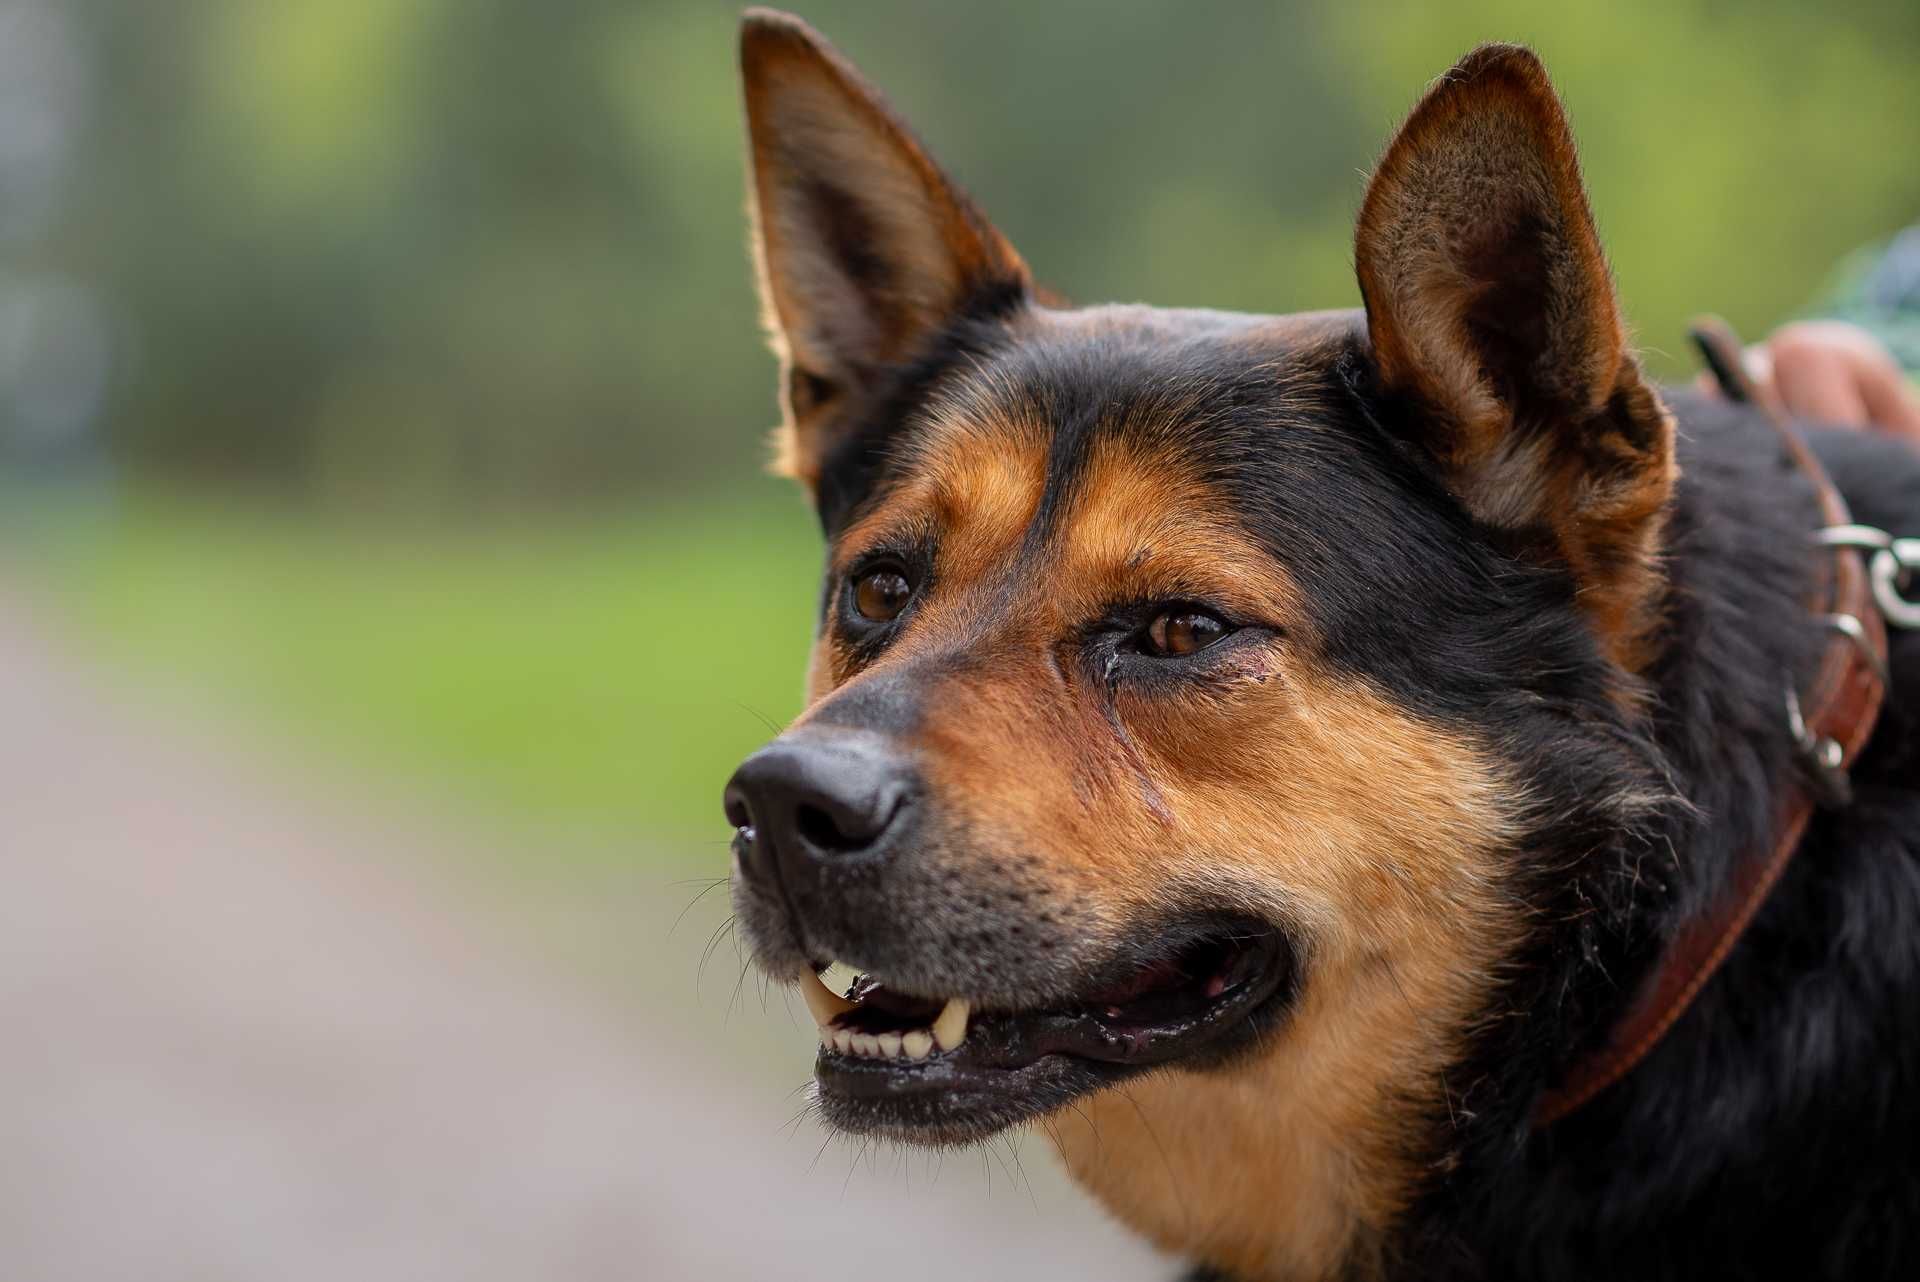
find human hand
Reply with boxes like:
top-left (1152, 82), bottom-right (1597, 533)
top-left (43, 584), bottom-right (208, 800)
top-left (1701, 320), bottom-right (1920, 442)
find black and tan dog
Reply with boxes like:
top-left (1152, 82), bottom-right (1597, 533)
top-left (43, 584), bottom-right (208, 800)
top-left (720, 12), bottom-right (1920, 1280)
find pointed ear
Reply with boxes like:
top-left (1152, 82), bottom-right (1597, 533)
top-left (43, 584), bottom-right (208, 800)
top-left (739, 10), bottom-right (1030, 491)
top-left (1355, 44), bottom-right (1675, 671)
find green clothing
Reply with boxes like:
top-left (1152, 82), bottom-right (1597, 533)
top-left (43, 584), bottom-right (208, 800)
top-left (1812, 225), bottom-right (1920, 378)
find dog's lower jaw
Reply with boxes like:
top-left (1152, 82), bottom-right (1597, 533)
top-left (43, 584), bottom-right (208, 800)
top-left (1044, 941), bottom-right (1496, 1282)
top-left (1049, 1083), bottom-right (1386, 1282)
top-left (1052, 1081), bottom-right (1399, 1282)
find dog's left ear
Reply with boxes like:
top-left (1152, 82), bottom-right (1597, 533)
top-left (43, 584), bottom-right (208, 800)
top-left (740, 10), bottom-right (1031, 494)
top-left (1355, 44), bottom-right (1675, 671)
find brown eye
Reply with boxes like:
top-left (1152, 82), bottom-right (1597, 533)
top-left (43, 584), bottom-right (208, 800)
top-left (1146, 609), bottom-right (1229, 657)
top-left (852, 568), bottom-right (913, 622)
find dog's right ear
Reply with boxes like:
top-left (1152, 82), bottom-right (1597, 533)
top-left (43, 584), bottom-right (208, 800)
top-left (740, 10), bottom-right (1030, 493)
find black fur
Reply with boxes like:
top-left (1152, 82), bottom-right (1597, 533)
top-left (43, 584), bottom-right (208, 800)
top-left (809, 310), bottom-right (1920, 1281)
top-left (1419, 409), bottom-right (1920, 1282)
top-left (810, 282), bottom-right (1029, 537)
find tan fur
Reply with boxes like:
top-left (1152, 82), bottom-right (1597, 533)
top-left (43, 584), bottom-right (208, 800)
top-left (1354, 44), bottom-right (1675, 676)
top-left (810, 385), bottom-right (1521, 1280)
top-left (1045, 667), bottom-right (1515, 1282)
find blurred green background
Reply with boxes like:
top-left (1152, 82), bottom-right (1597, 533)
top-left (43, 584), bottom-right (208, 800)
top-left (6, 0), bottom-right (1918, 872)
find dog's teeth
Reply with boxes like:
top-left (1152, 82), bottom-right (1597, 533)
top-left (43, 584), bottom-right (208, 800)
top-left (801, 969), bottom-right (856, 1029)
top-left (931, 998), bottom-right (970, 1051)
top-left (825, 1026), bottom-right (942, 1060)
top-left (817, 961), bottom-right (863, 1000)
top-left (805, 982), bottom-right (962, 1059)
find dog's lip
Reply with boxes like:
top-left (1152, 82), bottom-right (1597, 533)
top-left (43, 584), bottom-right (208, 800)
top-left (802, 917), bottom-right (1294, 1136)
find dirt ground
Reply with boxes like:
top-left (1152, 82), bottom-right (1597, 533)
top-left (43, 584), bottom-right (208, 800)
top-left (0, 586), bottom-right (1168, 1281)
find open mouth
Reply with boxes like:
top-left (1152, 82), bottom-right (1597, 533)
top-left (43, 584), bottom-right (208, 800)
top-left (798, 918), bottom-right (1295, 1144)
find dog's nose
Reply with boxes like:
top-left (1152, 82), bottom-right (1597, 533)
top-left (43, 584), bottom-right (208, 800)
top-left (724, 732), bottom-right (917, 887)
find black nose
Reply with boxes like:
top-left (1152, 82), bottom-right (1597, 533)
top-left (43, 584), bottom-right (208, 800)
top-left (724, 732), bottom-right (917, 888)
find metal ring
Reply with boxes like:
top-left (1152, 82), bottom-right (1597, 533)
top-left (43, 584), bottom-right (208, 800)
top-left (1869, 548), bottom-right (1920, 630)
top-left (1816, 524), bottom-right (1895, 552)
top-left (1823, 613), bottom-right (1891, 687)
top-left (1785, 686), bottom-right (1851, 807)
top-left (1785, 686), bottom-right (1845, 772)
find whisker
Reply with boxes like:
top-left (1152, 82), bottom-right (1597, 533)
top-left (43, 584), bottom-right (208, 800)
top-left (696, 916), bottom-right (737, 990)
top-left (732, 700), bottom-right (784, 735)
top-left (1067, 1100), bottom-right (1106, 1160)
top-left (668, 878), bottom-right (728, 940)
top-left (843, 1137), bottom-right (873, 1198)
top-left (779, 1100), bottom-right (818, 1137)
top-left (725, 951), bottom-right (758, 1025)
top-left (1119, 1084), bottom-right (1192, 1232)
top-left (1001, 1134), bottom-right (1038, 1211)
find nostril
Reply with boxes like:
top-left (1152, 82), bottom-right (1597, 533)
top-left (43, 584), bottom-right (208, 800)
top-left (793, 782), bottom-right (909, 855)
top-left (723, 789), bottom-right (753, 832)
top-left (796, 800), bottom-right (863, 853)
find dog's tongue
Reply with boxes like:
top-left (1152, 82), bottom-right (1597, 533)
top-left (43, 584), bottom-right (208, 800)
top-left (1084, 955), bottom-right (1189, 1005)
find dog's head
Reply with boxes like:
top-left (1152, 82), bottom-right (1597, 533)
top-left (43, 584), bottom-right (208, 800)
top-left (724, 11), bottom-right (1673, 1272)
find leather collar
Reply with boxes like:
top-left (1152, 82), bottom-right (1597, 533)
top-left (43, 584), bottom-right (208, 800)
top-left (1533, 317), bottom-right (1891, 1127)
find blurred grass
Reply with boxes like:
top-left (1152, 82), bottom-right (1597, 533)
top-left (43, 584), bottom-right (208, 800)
top-left (18, 0), bottom-right (1919, 889)
top-left (34, 486), bottom-right (821, 868)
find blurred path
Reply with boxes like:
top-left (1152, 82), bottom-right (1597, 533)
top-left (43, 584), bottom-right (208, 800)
top-left (0, 586), bottom-right (1166, 1282)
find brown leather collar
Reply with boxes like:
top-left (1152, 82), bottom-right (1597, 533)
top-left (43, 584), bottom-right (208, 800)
top-left (1532, 317), bottom-right (1891, 1127)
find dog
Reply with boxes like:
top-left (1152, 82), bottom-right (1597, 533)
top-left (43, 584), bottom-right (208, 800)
top-left (720, 11), bottom-right (1920, 1279)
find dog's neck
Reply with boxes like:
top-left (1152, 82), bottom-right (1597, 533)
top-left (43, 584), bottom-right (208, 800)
top-left (1401, 389), bottom-right (1846, 1266)
top-left (1638, 393), bottom-right (1834, 942)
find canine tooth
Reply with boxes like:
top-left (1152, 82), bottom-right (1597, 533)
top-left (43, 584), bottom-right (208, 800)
top-left (817, 961), bottom-right (863, 1000)
top-left (801, 969), bottom-right (856, 1028)
top-left (832, 1028), bottom-right (853, 1055)
top-left (877, 1032), bottom-right (903, 1059)
top-left (931, 999), bottom-right (970, 1051)
top-left (902, 1030), bottom-right (933, 1060)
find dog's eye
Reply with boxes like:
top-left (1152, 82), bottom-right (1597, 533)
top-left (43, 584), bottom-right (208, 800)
top-left (1145, 609), bottom-right (1230, 657)
top-left (852, 567), bottom-right (913, 622)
